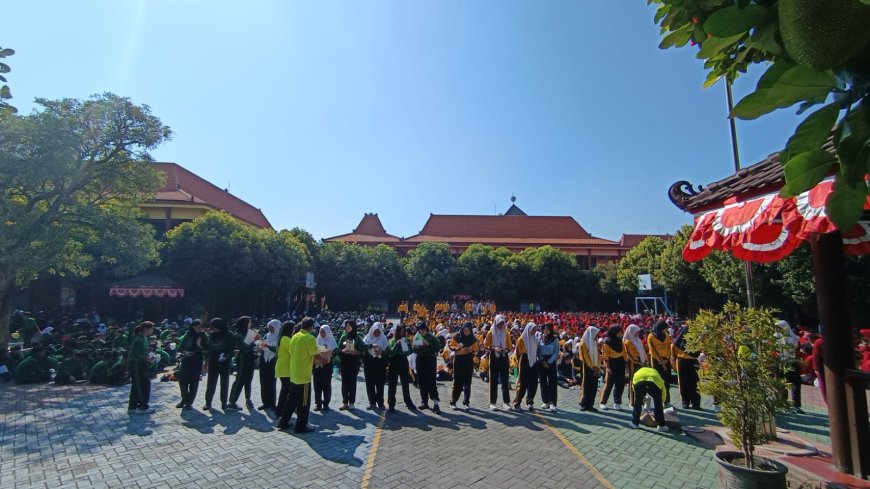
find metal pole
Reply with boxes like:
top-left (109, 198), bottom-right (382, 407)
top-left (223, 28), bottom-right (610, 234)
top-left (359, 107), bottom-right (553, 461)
top-left (725, 79), bottom-right (756, 308)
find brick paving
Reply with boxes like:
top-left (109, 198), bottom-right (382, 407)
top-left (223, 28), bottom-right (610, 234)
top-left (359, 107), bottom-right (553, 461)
top-left (0, 373), bottom-right (832, 489)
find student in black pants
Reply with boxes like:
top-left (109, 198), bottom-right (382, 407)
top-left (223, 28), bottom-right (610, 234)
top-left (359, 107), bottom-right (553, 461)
top-left (337, 320), bottom-right (363, 411)
top-left (631, 366), bottom-right (668, 432)
top-left (313, 324), bottom-right (337, 411)
top-left (672, 325), bottom-right (701, 410)
top-left (387, 325), bottom-right (416, 412)
top-left (412, 321), bottom-right (441, 414)
top-left (128, 321), bottom-right (155, 414)
top-left (362, 322), bottom-right (388, 410)
top-left (578, 325), bottom-right (601, 412)
top-left (450, 322), bottom-right (479, 410)
top-left (257, 319), bottom-right (281, 411)
top-left (176, 320), bottom-right (206, 410)
top-left (227, 316), bottom-right (258, 410)
top-left (204, 318), bottom-right (234, 411)
top-left (537, 323), bottom-right (560, 411)
top-left (485, 315), bottom-right (513, 410)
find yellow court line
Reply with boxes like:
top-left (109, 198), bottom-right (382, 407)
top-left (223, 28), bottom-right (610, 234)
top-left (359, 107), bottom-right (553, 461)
top-left (360, 414), bottom-right (385, 489)
top-left (537, 414), bottom-right (616, 489)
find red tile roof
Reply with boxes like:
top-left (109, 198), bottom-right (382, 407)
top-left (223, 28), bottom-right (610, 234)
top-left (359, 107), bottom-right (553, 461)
top-left (412, 214), bottom-right (593, 240)
top-left (618, 234), bottom-right (672, 248)
top-left (152, 163), bottom-right (272, 229)
top-left (403, 235), bottom-right (616, 246)
top-left (325, 214), bottom-right (400, 243)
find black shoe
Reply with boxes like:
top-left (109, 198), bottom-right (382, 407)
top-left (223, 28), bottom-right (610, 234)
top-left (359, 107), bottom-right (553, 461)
top-left (258, 405), bottom-right (268, 411)
top-left (407, 404), bottom-right (417, 411)
top-left (176, 402), bottom-right (186, 409)
top-left (418, 404), bottom-right (430, 410)
top-left (221, 404), bottom-right (227, 411)
top-left (339, 404), bottom-right (349, 411)
top-left (245, 400), bottom-right (254, 408)
top-left (203, 405), bottom-right (211, 411)
top-left (588, 407), bottom-right (599, 413)
top-left (183, 404), bottom-right (193, 411)
top-left (366, 404), bottom-right (375, 410)
top-left (433, 404), bottom-right (441, 414)
top-left (225, 403), bottom-right (241, 411)
top-left (377, 403), bottom-right (385, 410)
top-left (294, 425), bottom-right (316, 434)
top-left (793, 407), bottom-right (804, 414)
top-left (387, 406), bottom-right (395, 413)
top-left (322, 406), bottom-right (330, 412)
top-left (314, 405), bottom-right (322, 412)
top-left (276, 422), bottom-right (288, 430)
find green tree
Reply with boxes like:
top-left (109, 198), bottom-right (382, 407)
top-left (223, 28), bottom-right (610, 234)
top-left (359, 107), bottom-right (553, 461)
top-left (163, 211), bottom-right (309, 315)
top-left (0, 46), bottom-right (14, 117)
top-left (519, 246), bottom-right (590, 309)
top-left (366, 244), bottom-right (407, 302)
top-left (658, 225), bottom-right (718, 313)
top-left (286, 227), bottom-right (318, 264)
top-left (648, 0), bottom-right (870, 229)
top-left (0, 93), bottom-right (170, 347)
top-left (616, 236), bottom-right (668, 293)
top-left (456, 244), bottom-right (512, 299)
top-left (403, 242), bottom-right (456, 300)
top-left (315, 242), bottom-right (372, 310)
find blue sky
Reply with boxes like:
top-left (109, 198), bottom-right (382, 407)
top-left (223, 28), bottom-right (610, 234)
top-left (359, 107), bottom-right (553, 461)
top-left (5, 1), bottom-right (801, 241)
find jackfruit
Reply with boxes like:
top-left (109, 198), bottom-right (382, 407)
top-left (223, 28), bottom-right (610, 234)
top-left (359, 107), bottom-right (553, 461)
top-left (778, 0), bottom-right (870, 70)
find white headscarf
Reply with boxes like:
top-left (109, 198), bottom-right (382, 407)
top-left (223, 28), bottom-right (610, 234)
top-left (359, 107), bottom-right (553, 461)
top-left (521, 322), bottom-right (539, 363)
top-left (263, 319), bottom-right (282, 362)
top-left (624, 324), bottom-right (646, 364)
top-left (316, 324), bottom-right (337, 351)
top-left (491, 315), bottom-right (507, 349)
top-left (363, 322), bottom-right (388, 350)
top-left (580, 326), bottom-right (600, 366)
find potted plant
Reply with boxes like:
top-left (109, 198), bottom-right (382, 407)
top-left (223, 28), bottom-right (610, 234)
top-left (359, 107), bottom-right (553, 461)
top-left (686, 302), bottom-right (792, 488)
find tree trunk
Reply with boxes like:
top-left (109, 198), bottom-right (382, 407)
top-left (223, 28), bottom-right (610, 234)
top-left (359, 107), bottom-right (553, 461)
top-left (0, 259), bottom-right (19, 349)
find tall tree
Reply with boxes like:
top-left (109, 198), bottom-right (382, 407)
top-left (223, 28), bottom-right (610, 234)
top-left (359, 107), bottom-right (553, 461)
top-left (456, 244), bottom-right (512, 299)
top-left (657, 225), bottom-right (718, 314)
top-left (403, 242), bottom-right (456, 300)
top-left (0, 46), bottom-right (14, 117)
top-left (0, 93), bottom-right (171, 346)
top-left (616, 236), bottom-right (668, 293)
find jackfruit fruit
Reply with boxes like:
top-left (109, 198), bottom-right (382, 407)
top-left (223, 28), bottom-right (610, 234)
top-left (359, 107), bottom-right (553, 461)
top-left (778, 0), bottom-right (870, 70)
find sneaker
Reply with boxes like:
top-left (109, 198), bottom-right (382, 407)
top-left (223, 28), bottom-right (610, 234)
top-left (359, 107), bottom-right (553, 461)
top-left (183, 404), bottom-right (193, 411)
top-left (433, 403), bottom-right (441, 414)
top-left (489, 404), bottom-right (498, 411)
top-left (406, 404), bottom-right (417, 411)
top-left (203, 405), bottom-right (211, 411)
top-left (541, 403), bottom-right (550, 410)
top-left (245, 400), bottom-right (255, 408)
top-left (366, 404), bottom-right (375, 411)
top-left (598, 403), bottom-right (608, 411)
top-left (613, 404), bottom-right (623, 411)
top-left (657, 425), bottom-right (669, 433)
top-left (313, 405), bottom-right (322, 412)
top-left (137, 408), bottom-right (155, 414)
top-left (463, 402), bottom-right (471, 410)
top-left (257, 405), bottom-right (269, 411)
top-left (629, 423), bottom-right (639, 429)
top-left (527, 405), bottom-right (535, 413)
top-left (339, 404), bottom-right (349, 411)
top-left (377, 404), bottom-right (385, 410)
top-left (450, 402), bottom-right (458, 410)
top-left (501, 403), bottom-right (510, 411)
top-left (175, 401), bottom-right (186, 409)
top-left (418, 404), bottom-right (430, 411)
top-left (549, 405), bottom-right (557, 413)
top-left (225, 404), bottom-right (241, 411)
top-left (295, 424), bottom-right (316, 434)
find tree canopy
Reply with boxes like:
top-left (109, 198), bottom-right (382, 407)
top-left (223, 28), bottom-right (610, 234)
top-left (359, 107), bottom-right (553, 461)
top-left (0, 93), bottom-right (171, 346)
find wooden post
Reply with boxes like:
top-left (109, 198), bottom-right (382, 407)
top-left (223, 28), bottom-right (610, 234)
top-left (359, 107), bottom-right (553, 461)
top-left (810, 232), bottom-right (853, 474)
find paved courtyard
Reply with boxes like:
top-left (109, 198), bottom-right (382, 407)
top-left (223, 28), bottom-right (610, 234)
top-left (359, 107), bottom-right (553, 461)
top-left (0, 372), bottom-right (830, 489)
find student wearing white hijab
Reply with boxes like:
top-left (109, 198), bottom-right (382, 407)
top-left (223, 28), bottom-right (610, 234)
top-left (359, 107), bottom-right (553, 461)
top-left (512, 322), bottom-right (540, 411)
top-left (484, 314), bottom-right (513, 410)
top-left (313, 324), bottom-right (338, 411)
top-left (362, 322), bottom-right (389, 410)
top-left (257, 319), bottom-right (281, 411)
top-left (623, 324), bottom-right (646, 407)
top-left (579, 325), bottom-right (601, 412)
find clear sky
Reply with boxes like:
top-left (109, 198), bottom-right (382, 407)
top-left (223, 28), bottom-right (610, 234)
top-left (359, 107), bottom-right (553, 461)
top-left (5, 0), bottom-right (801, 241)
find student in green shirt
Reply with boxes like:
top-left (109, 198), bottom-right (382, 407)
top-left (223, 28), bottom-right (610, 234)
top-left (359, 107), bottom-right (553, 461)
top-left (337, 320), bottom-right (364, 411)
top-left (204, 318), bottom-right (235, 411)
top-left (128, 321), bottom-right (155, 414)
top-left (276, 317), bottom-right (323, 433)
top-left (386, 325), bottom-right (417, 412)
top-left (176, 320), bottom-right (206, 409)
top-left (13, 347), bottom-right (52, 384)
top-left (412, 321), bottom-right (441, 414)
top-left (89, 351), bottom-right (115, 384)
top-left (226, 316), bottom-right (259, 411)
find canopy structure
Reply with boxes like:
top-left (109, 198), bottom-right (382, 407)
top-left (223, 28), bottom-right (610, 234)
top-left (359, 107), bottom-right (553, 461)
top-left (108, 272), bottom-right (185, 299)
top-left (670, 148), bottom-right (870, 478)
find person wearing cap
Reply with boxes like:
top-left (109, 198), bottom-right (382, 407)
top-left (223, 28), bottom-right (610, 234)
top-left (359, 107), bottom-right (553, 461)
top-left (484, 314), bottom-right (513, 410)
top-left (276, 317), bottom-right (323, 433)
top-left (176, 319), bottom-right (207, 410)
top-left (412, 321), bottom-right (441, 414)
top-left (386, 324), bottom-right (417, 412)
top-left (257, 319), bottom-right (281, 411)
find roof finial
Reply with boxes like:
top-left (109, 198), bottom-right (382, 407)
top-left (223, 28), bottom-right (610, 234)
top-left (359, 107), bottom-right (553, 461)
top-left (511, 194), bottom-right (516, 204)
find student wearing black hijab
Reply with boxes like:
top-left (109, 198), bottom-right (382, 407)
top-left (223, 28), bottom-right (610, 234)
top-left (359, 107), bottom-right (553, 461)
top-left (671, 323), bottom-right (701, 409)
top-left (386, 324), bottom-right (417, 412)
top-left (176, 319), bottom-right (206, 410)
top-left (412, 321), bottom-right (441, 414)
top-left (449, 321), bottom-right (479, 410)
top-left (647, 320), bottom-right (673, 405)
top-left (226, 316), bottom-right (259, 411)
top-left (204, 318), bottom-right (235, 411)
top-left (598, 325), bottom-right (626, 411)
top-left (337, 320), bottom-right (364, 411)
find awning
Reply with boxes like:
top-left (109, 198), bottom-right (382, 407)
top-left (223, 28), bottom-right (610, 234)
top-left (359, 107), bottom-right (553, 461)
top-left (684, 176), bottom-right (870, 263)
top-left (108, 271), bottom-right (185, 299)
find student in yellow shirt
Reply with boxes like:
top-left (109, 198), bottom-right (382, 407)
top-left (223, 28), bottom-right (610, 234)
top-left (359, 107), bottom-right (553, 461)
top-left (598, 325), bottom-right (626, 411)
top-left (623, 324), bottom-right (647, 406)
top-left (630, 366), bottom-right (668, 432)
top-left (277, 317), bottom-right (324, 433)
top-left (485, 315), bottom-right (513, 410)
top-left (578, 325), bottom-right (601, 412)
top-left (647, 320), bottom-right (673, 405)
top-left (449, 322), bottom-right (478, 409)
top-left (512, 322), bottom-right (541, 411)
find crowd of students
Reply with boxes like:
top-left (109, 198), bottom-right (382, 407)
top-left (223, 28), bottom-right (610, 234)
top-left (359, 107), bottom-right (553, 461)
top-left (5, 305), bottom-right (869, 434)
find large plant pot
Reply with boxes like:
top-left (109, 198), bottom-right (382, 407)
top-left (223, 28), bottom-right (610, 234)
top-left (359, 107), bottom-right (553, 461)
top-left (715, 451), bottom-right (787, 489)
